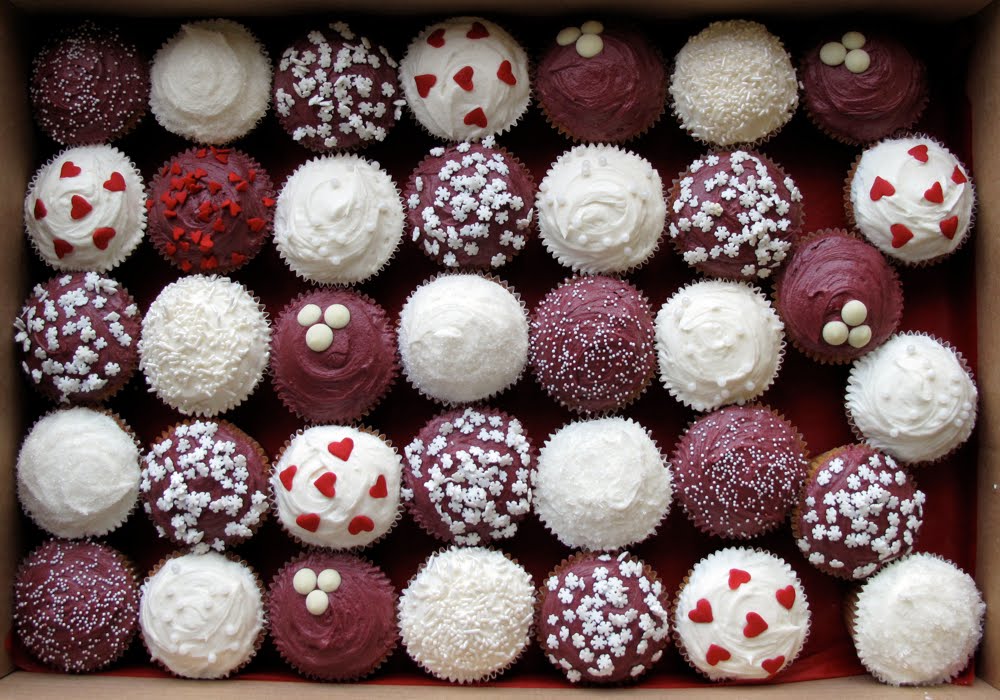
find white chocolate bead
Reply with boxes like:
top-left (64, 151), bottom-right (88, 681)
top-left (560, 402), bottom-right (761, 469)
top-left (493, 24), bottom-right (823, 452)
top-left (845, 49), bottom-right (871, 73)
top-left (306, 323), bottom-right (334, 352)
top-left (848, 324), bottom-right (873, 348)
top-left (324, 304), bottom-right (351, 329)
top-left (841, 299), bottom-right (868, 326)
top-left (580, 20), bottom-right (604, 35)
top-left (306, 589), bottom-right (329, 615)
top-left (556, 27), bottom-right (581, 46)
top-left (820, 42), bottom-right (847, 66)
top-left (293, 568), bottom-right (317, 595)
top-left (297, 304), bottom-right (322, 327)
top-left (823, 320), bottom-right (850, 346)
top-left (842, 31), bottom-right (866, 50)
top-left (317, 568), bottom-right (342, 593)
top-left (575, 34), bottom-right (604, 58)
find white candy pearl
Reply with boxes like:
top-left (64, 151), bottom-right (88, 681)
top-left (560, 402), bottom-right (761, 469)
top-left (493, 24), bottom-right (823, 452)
top-left (580, 20), bottom-right (604, 35)
top-left (841, 299), bottom-right (868, 326)
top-left (820, 42), bottom-right (847, 66)
top-left (317, 568), bottom-right (342, 593)
top-left (306, 323), bottom-right (334, 352)
top-left (293, 568), bottom-right (317, 595)
top-left (845, 49), bottom-right (871, 73)
top-left (324, 303), bottom-right (351, 329)
top-left (848, 324), bottom-right (873, 348)
top-left (306, 589), bottom-right (329, 615)
top-left (575, 34), bottom-right (604, 58)
top-left (556, 27), bottom-right (581, 46)
top-left (297, 304), bottom-right (322, 326)
top-left (842, 31), bottom-right (866, 50)
top-left (823, 321), bottom-right (849, 346)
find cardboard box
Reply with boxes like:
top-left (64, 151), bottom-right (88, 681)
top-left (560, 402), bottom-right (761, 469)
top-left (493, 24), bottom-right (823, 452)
top-left (0, 0), bottom-right (997, 696)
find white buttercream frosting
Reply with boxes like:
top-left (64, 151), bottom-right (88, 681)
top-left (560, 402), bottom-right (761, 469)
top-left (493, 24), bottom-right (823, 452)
top-left (674, 547), bottom-right (810, 680)
top-left (274, 155), bottom-right (403, 284)
top-left (533, 417), bottom-right (672, 550)
top-left (24, 145), bottom-right (145, 272)
top-left (271, 425), bottom-right (402, 549)
top-left (400, 17), bottom-right (530, 141)
top-left (398, 546), bottom-right (534, 682)
top-left (139, 275), bottom-right (270, 417)
top-left (850, 136), bottom-right (975, 263)
top-left (150, 19), bottom-right (271, 144)
top-left (398, 274), bottom-right (528, 403)
top-left (846, 333), bottom-right (977, 463)
top-left (537, 144), bottom-right (665, 273)
top-left (852, 553), bottom-right (986, 686)
top-left (139, 552), bottom-right (263, 679)
top-left (17, 407), bottom-right (139, 538)
top-left (655, 280), bottom-right (784, 411)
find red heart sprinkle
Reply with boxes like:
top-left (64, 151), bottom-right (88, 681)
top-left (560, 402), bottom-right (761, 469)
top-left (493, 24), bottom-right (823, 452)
top-left (453, 65), bottom-right (475, 91)
top-left (247, 217), bottom-right (266, 232)
top-left (170, 162), bottom-right (183, 175)
top-left (940, 216), bottom-right (959, 240)
top-left (296, 513), bottom-right (321, 532)
top-left (775, 585), bottom-right (795, 610)
top-left (33, 199), bottom-right (46, 220)
top-left (743, 611), bottom-right (769, 638)
top-left (207, 181), bottom-right (222, 195)
top-left (53, 238), bottom-right (73, 259)
top-left (924, 181), bottom-right (944, 203)
top-left (762, 656), bottom-right (786, 676)
top-left (464, 107), bottom-right (488, 128)
top-left (180, 260), bottom-right (193, 272)
top-left (178, 241), bottom-right (190, 252)
top-left (314, 472), bottom-right (337, 498)
top-left (211, 218), bottom-right (226, 233)
top-left (728, 569), bottom-right (751, 589)
top-left (70, 195), bottom-right (92, 220)
top-left (165, 243), bottom-right (177, 255)
top-left (687, 598), bottom-right (713, 623)
top-left (228, 172), bottom-right (242, 183)
top-left (201, 256), bottom-right (218, 271)
top-left (190, 230), bottom-right (202, 244)
top-left (497, 60), bottom-right (516, 86)
top-left (92, 227), bottom-right (115, 250)
top-left (328, 437), bottom-right (354, 462)
top-left (262, 197), bottom-right (276, 208)
top-left (199, 236), bottom-right (214, 252)
top-left (227, 201), bottom-right (241, 217)
top-left (908, 144), bottom-right (929, 163)
top-left (163, 209), bottom-right (177, 219)
top-left (193, 167), bottom-right (208, 179)
top-left (427, 28), bottom-right (446, 47)
top-left (279, 465), bottom-right (297, 491)
top-left (103, 171), bottom-right (126, 192)
top-left (175, 190), bottom-right (188, 204)
top-left (869, 176), bottom-right (896, 201)
top-left (348, 515), bottom-right (375, 535)
top-left (890, 223), bottom-right (914, 248)
top-left (369, 475), bottom-right (388, 499)
top-left (172, 227), bottom-right (185, 241)
top-left (59, 161), bottom-right (81, 178)
top-left (952, 166), bottom-right (968, 184)
top-left (467, 21), bottom-right (490, 39)
top-left (414, 73), bottom-right (437, 98)
top-left (231, 252), bottom-right (247, 266)
top-left (705, 644), bottom-right (731, 666)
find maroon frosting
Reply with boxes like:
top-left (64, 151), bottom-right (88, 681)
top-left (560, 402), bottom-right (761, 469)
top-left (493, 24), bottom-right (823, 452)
top-left (14, 272), bottom-right (140, 404)
top-left (672, 405), bottom-right (808, 539)
top-left (268, 552), bottom-right (397, 680)
top-left (14, 539), bottom-right (139, 672)
top-left (402, 407), bottom-right (536, 545)
top-left (802, 33), bottom-right (927, 144)
top-left (270, 289), bottom-right (398, 423)
top-left (794, 444), bottom-right (925, 579)
top-left (536, 24), bottom-right (666, 143)
top-left (30, 22), bottom-right (148, 146)
top-left (775, 230), bottom-right (902, 363)
top-left (405, 141), bottom-right (536, 269)
top-left (140, 420), bottom-right (270, 552)
top-left (530, 276), bottom-right (655, 413)
top-left (147, 147), bottom-right (275, 274)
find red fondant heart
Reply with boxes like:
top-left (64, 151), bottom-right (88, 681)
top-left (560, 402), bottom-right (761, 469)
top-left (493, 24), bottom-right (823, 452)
top-left (728, 569), bottom-right (751, 590)
top-left (908, 144), bottom-right (929, 163)
top-left (890, 223), bottom-right (914, 248)
top-left (348, 515), bottom-right (375, 535)
top-left (172, 227), bottom-right (185, 241)
top-left (180, 260), bottom-right (193, 272)
top-left (279, 465), bottom-right (298, 491)
top-left (103, 171), bottom-right (126, 192)
top-left (924, 181), bottom-right (944, 203)
top-left (414, 74), bottom-right (437, 98)
top-left (427, 28), bottom-right (446, 47)
top-left (369, 475), bottom-right (388, 499)
top-left (762, 655), bottom-right (786, 676)
top-left (497, 60), bottom-right (516, 85)
top-left (705, 644), bottom-right (731, 666)
top-left (247, 217), bottom-right (266, 232)
top-left (296, 513), bottom-right (321, 532)
top-left (687, 598), bottom-right (713, 623)
top-left (952, 165), bottom-right (968, 184)
top-left (940, 216), bottom-right (959, 240)
top-left (200, 256), bottom-right (218, 271)
top-left (314, 472), bottom-right (337, 498)
top-left (467, 21), bottom-right (490, 39)
top-left (33, 199), bottom-right (46, 220)
top-left (869, 176), bottom-right (896, 201)
top-left (453, 66), bottom-right (474, 91)
top-left (59, 161), bottom-right (81, 178)
top-left (743, 611), bottom-right (769, 638)
top-left (53, 238), bottom-right (73, 259)
top-left (92, 227), bottom-right (115, 250)
top-left (776, 585), bottom-right (796, 610)
top-left (231, 252), bottom-right (247, 266)
top-left (70, 195), bottom-right (92, 220)
top-left (328, 437), bottom-right (354, 462)
top-left (464, 107), bottom-right (488, 128)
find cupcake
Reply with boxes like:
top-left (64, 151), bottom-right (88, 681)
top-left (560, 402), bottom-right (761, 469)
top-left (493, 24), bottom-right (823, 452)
top-left (793, 444), bottom-right (924, 580)
top-left (14, 540), bottom-right (139, 672)
top-left (17, 407), bottom-right (140, 539)
top-left (146, 146), bottom-right (275, 274)
top-left (141, 420), bottom-right (270, 553)
top-left (404, 137), bottom-right (535, 269)
top-left (667, 150), bottom-right (803, 281)
top-left (529, 275), bottom-right (656, 413)
top-left (268, 552), bottom-right (397, 680)
top-left (539, 551), bottom-right (671, 684)
top-left (274, 154), bottom-right (404, 284)
top-left (537, 144), bottom-right (666, 273)
top-left (30, 22), bottom-right (148, 146)
top-left (655, 280), bottom-right (785, 412)
top-left (535, 20), bottom-right (666, 143)
top-left (271, 425), bottom-right (402, 549)
top-left (773, 229), bottom-right (902, 363)
top-left (847, 135), bottom-right (975, 265)
top-left (801, 31), bottom-right (927, 145)
top-left (139, 275), bottom-right (271, 417)
top-left (397, 274), bottom-right (528, 404)
top-left (669, 20), bottom-right (798, 146)
top-left (533, 417), bottom-right (672, 550)
top-left (402, 407), bottom-right (535, 545)
top-left (399, 17), bottom-right (530, 142)
top-left (14, 272), bottom-right (140, 404)
top-left (270, 289), bottom-right (398, 423)
top-left (398, 546), bottom-right (535, 683)
top-left (846, 333), bottom-right (977, 464)
top-left (273, 21), bottom-right (404, 151)
top-left (24, 145), bottom-right (146, 272)
top-left (671, 405), bottom-right (808, 539)
top-left (849, 553), bottom-right (986, 685)
top-left (149, 19), bottom-right (271, 144)
top-left (139, 551), bottom-right (264, 679)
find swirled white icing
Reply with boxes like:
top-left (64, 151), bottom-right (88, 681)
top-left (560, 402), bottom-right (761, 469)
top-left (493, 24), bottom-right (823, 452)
top-left (274, 155), bottom-right (404, 284)
top-left (674, 547), bottom-right (810, 680)
top-left (655, 280), bottom-right (784, 411)
top-left (271, 426), bottom-right (402, 549)
top-left (850, 136), bottom-right (975, 263)
top-left (150, 19), bottom-right (271, 144)
top-left (846, 333), bottom-right (977, 463)
top-left (139, 275), bottom-right (270, 417)
top-left (537, 144), bottom-right (666, 273)
top-left (400, 17), bottom-right (530, 142)
top-left (139, 552), bottom-right (263, 679)
top-left (533, 417), bottom-right (672, 550)
top-left (24, 145), bottom-right (145, 271)
top-left (398, 274), bottom-right (528, 403)
top-left (398, 546), bottom-right (535, 682)
top-left (16, 407), bottom-right (139, 538)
